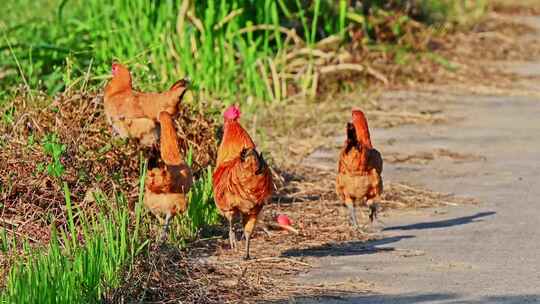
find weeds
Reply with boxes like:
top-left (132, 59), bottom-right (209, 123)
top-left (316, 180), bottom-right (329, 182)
top-left (0, 153), bottom-right (220, 302)
top-left (167, 149), bottom-right (220, 243)
top-left (0, 178), bottom-right (144, 303)
top-left (0, 102), bottom-right (220, 301)
top-left (39, 133), bottom-right (66, 180)
top-left (0, 0), bottom-right (485, 104)
top-left (185, 166), bottom-right (220, 237)
top-left (0, 92), bottom-right (217, 232)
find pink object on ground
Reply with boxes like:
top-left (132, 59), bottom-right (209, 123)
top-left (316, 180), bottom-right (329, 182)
top-left (276, 214), bottom-right (293, 226)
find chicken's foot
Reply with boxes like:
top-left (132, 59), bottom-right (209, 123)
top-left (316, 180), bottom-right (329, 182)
top-left (243, 212), bottom-right (259, 260)
top-left (226, 212), bottom-right (237, 250)
top-left (229, 225), bottom-right (237, 250)
top-left (368, 201), bottom-right (379, 223)
top-left (159, 213), bottom-right (172, 242)
top-left (345, 201), bottom-right (360, 230)
top-left (244, 232), bottom-right (252, 260)
top-left (261, 226), bottom-right (273, 237)
top-left (367, 200), bottom-right (385, 230)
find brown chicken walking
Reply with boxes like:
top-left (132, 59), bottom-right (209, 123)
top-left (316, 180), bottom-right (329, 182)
top-left (213, 105), bottom-right (273, 260)
top-left (103, 63), bottom-right (189, 146)
top-left (336, 110), bottom-right (383, 230)
top-left (144, 111), bottom-right (192, 241)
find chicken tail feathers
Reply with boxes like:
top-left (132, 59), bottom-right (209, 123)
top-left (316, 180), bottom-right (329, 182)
top-left (352, 110), bottom-right (373, 149)
top-left (162, 78), bottom-right (189, 111)
top-left (169, 78), bottom-right (190, 91)
top-left (240, 148), bottom-right (267, 175)
top-left (158, 111), bottom-right (182, 166)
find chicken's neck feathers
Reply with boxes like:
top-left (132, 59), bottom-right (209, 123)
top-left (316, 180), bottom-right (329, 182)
top-left (217, 120), bottom-right (256, 165)
top-left (159, 112), bottom-right (185, 166)
top-left (105, 77), bottom-right (133, 98)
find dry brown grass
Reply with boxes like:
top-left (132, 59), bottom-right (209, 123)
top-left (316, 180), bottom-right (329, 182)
top-left (491, 0), bottom-right (540, 15)
top-left (0, 90), bottom-right (217, 243)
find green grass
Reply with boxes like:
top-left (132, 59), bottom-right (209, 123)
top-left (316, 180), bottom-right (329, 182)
top-left (1, 0), bottom-right (349, 103)
top-left (0, 156), bottom-right (219, 303)
top-left (0, 181), bottom-right (143, 303)
top-left (38, 133), bottom-right (67, 180)
top-left (0, 0), bottom-right (486, 106)
top-left (169, 149), bottom-right (220, 243)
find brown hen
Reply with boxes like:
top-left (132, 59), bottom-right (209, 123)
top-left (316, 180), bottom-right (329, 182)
top-left (144, 111), bottom-right (192, 241)
top-left (103, 63), bottom-right (189, 146)
top-left (336, 110), bottom-right (383, 230)
top-left (213, 105), bottom-right (273, 260)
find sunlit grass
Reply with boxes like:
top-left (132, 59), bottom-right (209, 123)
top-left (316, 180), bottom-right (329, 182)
top-left (1, 0), bottom-right (348, 104)
top-left (0, 168), bottom-right (147, 303)
top-left (0, 155), bottom-right (219, 302)
top-left (0, 0), bottom-right (487, 108)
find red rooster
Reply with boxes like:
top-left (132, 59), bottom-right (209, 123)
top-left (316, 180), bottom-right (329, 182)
top-left (213, 105), bottom-right (273, 259)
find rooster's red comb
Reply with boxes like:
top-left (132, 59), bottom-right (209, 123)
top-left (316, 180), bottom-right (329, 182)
top-left (224, 105), bottom-right (241, 120)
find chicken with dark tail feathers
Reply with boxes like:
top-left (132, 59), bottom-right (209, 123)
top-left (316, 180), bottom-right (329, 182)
top-left (213, 105), bottom-right (273, 260)
top-left (144, 111), bottom-right (192, 242)
top-left (336, 110), bottom-right (383, 231)
top-left (103, 63), bottom-right (189, 147)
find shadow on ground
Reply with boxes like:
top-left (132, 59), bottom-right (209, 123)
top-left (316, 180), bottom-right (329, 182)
top-left (280, 235), bottom-right (414, 258)
top-left (383, 211), bottom-right (496, 232)
top-left (264, 292), bottom-right (540, 304)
